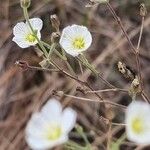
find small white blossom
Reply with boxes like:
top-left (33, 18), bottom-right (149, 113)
top-left (25, 98), bottom-right (77, 150)
top-left (59, 24), bottom-right (92, 57)
top-left (125, 101), bottom-right (150, 145)
top-left (12, 18), bottom-right (43, 48)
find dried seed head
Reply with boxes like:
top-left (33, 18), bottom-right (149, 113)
top-left (51, 32), bottom-right (60, 43)
top-left (118, 61), bottom-right (126, 74)
top-left (140, 3), bottom-right (147, 17)
top-left (129, 76), bottom-right (141, 100)
top-left (117, 61), bottom-right (135, 81)
top-left (20, 0), bottom-right (31, 8)
top-left (50, 14), bottom-right (60, 32)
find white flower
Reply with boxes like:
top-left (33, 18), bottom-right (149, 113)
top-left (59, 24), bottom-right (92, 57)
top-left (25, 98), bottom-right (77, 150)
top-left (12, 18), bottom-right (43, 48)
top-left (125, 101), bottom-right (150, 145)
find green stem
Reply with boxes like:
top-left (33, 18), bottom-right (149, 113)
top-left (48, 42), bottom-right (56, 58)
top-left (75, 125), bottom-right (92, 150)
top-left (65, 141), bottom-right (89, 150)
top-left (61, 48), bottom-right (76, 76)
top-left (111, 133), bottom-right (126, 150)
top-left (42, 41), bottom-right (67, 61)
top-left (42, 41), bottom-right (76, 75)
top-left (78, 54), bottom-right (98, 77)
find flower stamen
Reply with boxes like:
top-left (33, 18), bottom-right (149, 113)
top-left (26, 33), bottom-right (36, 42)
top-left (44, 125), bottom-right (62, 141)
top-left (132, 118), bottom-right (143, 134)
top-left (73, 37), bottom-right (85, 49)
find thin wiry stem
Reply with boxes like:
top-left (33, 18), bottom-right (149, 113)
top-left (76, 56), bottom-right (115, 89)
top-left (136, 16), bottom-right (144, 91)
top-left (86, 88), bottom-right (128, 93)
top-left (106, 2), bottom-right (136, 54)
top-left (16, 60), bottom-right (105, 102)
top-left (106, 3), bottom-right (136, 54)
top-left (57, 91), bottom-right (126, 109)
top-left (50, 60), bottom-right (104, 101)
top-left (137, 17), bottom-right (144, 51)
top-left (107, 122), bottom-right (112, 150)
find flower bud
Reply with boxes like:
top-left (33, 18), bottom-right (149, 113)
top-left (140, 3), bottom-right (147, 17)
top-left (51, 32), bottom-right (60, 43)
top-left (50, 14), bottom-right (60, 32)
top-left (129, 76), bottom-right (141, 100)
top-left (20, 0), bottom-right (31, 8)
top-left (117, 61), bottom-right (135, 81)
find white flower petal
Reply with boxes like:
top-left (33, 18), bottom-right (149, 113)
top-left (26, 135), bottom-right (51, 150)
top-left (26, 113), bottom-right (48, 138)
top-left (61, 108), bottom-right (77, 133)
top-left (126, 101), bottom-right (150, 145)
top-left (25, 98), bottom-right (76, 150)
top-left (27, 18), bottom-right (43, 31)
top-left (59, 24), bottom-right (92, 57)
top-left (12, 19), bottom-right (42, 48)
top-left (59, 40), bottom-right (79, 56)
top-left (37, 30), bottom-right (41, 40)
top-left (41, 99), bottom-right (62, 122)
top-left (26, 135), bottom-right (68, 150)
top-left (13, 22), bottom-right (29, 38)
top-left (12, 37), bottom-right (30, 48)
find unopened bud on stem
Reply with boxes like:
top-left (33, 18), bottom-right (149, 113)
top-left (51, 32), bottom-right (60, 43)
top-left (140, 3), bottom-right (147, 17)
top-left (20, 0), bottom-right (31, 8)
top-left (50, 14), bottom-right (60, 32)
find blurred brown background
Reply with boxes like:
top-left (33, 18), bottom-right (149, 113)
top-left (0, 0), bottom-right (150, 149)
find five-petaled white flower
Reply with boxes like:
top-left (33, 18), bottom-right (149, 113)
top-left (59, 24), bottom-right (92, 57)
top-left (25, 98), bottom-right (77, 150)
top-left (125, 101), bottom-right (150, 145)
top-left (12, 18), bottom-right (43, 48)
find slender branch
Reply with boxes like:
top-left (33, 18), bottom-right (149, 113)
top-left (106, 2), bottom-right (136, 54)
top-left (57, 91), bottom-right (126, 109)
top-left (141, 91), bottom-right (150, 103)
top-left (137, 17), bottom-right (144, 51)
top-left (15, 60), bottom-right (59, 72)
top-left (76, 56), bottom-right (115, 89)
top-left (86, 88), bottom-right (128, 93)
top-left (50, 60), bottom-right (104, 101)
top-left (135, 16), bottom-right (145, 91)
top-left (107, 122), bottom-right (112, 150)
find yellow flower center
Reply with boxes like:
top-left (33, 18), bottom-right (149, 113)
top-left (131, 118), bottom-right (143, 134)
top-left (44, 125), bottom-right (62, 140)
top-left (26, 34), bottom-right (36, 42)
top-left (73, 37), bottom-right (85, 49)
